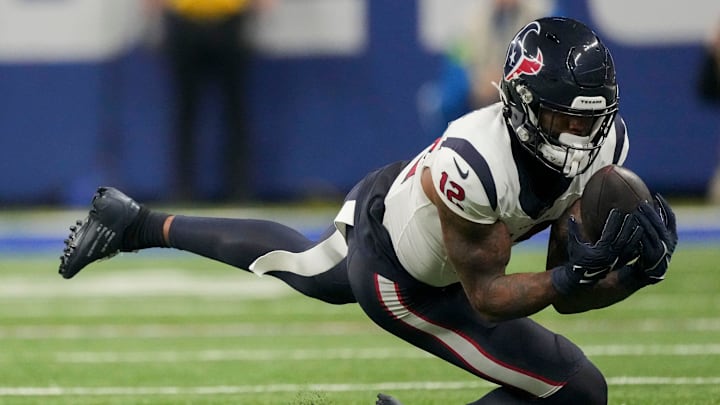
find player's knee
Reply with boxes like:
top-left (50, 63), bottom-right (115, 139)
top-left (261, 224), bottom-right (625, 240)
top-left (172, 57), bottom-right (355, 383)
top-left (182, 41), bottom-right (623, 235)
top-left (552, 358), bottom-right (607, 404)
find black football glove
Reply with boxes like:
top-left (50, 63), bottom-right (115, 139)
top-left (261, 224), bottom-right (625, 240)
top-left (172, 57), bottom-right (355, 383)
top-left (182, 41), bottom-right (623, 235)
top-left (621, 194), bottom-right (678, 285)
top-left (552, 209), bottom-right (643, 295)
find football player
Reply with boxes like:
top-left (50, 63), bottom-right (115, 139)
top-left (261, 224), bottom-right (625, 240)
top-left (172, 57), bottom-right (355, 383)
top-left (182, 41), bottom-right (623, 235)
top-left (59, 17), bottom-right (677, 404)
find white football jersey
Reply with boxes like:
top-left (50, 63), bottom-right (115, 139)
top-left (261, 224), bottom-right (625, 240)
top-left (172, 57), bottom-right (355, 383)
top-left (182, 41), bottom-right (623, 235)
top-left (382, 102), bottom-right (629, 287)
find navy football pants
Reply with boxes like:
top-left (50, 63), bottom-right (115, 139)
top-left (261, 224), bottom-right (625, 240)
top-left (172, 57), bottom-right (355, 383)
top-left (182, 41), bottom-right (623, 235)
top-left (166, 162), bottom-right (605, 403)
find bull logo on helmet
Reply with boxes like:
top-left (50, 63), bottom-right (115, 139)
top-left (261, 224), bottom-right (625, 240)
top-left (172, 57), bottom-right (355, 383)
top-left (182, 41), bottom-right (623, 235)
top-left (504, 21), bottom-right (544, 81)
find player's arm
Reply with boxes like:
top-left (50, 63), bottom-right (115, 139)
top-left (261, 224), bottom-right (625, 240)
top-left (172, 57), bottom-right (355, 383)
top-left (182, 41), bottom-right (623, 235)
top-left (422, 168), bottom-right (559, 322)
top-left (546, 199), bottom-right (580, 268)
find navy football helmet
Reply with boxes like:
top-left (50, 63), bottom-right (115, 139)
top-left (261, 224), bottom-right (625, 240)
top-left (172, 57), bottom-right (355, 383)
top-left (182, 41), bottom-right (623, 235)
top-left (500, 17), bottom-right (618, 177)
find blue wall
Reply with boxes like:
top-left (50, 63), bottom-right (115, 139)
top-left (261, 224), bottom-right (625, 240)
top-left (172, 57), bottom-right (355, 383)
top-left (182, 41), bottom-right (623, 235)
top-left (557, 0), bottom-right (720, 196)
top-left (0, 0), bottom-right (717, 205)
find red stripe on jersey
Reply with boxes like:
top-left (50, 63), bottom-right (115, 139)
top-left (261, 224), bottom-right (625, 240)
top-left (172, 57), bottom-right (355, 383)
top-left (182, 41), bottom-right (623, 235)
top-left (402, 137), bottom-right (443, 183)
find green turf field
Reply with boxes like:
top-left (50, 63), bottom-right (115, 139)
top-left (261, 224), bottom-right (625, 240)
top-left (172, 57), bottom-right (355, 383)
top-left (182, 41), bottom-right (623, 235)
top-left (0, 243), bottom-right (718, 404)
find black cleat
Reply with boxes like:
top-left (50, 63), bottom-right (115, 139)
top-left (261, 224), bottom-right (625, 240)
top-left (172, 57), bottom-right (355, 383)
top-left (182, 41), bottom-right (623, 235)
top-left (376, 393), bottom-right (404, 405)
top-left (59, 187), bottom-right (141, 279)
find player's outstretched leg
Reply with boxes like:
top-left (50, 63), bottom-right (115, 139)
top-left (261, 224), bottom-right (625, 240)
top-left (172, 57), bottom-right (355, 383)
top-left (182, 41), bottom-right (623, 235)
top-left (59, 187), bottom-right (143, 279)
top-left (58, 187), bottom-right (355, 304)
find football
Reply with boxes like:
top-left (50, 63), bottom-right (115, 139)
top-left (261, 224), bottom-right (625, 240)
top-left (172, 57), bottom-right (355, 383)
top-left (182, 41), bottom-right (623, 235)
top-left (581, 165), bottom-right (652, 243)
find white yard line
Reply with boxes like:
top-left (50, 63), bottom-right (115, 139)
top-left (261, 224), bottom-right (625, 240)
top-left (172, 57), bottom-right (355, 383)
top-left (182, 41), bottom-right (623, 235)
top-left (52, 348), bottom-right (432, 363)
top-left (44, 344), bottom-right (720, 364)
top-left (583, 343), bottom-right (720, 356)
top-left (0, 269), bottom-right (290, 298)
top-left (2, 318), bottom-right (720, 340)
top-left (0, 378), bottom-right (718, 396)
top-left (0, 322), bottom-right (380, 339)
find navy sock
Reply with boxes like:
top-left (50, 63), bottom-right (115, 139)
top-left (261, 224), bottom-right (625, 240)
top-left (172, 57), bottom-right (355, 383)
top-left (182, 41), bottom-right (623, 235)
top-left (122, 206), bottom-right (170, 251)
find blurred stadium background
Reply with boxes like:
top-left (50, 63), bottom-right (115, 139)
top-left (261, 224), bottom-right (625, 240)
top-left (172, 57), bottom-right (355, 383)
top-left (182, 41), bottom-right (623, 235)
top-left (1, 0), bottom-right (719, 204)
top-left (1, 0), bottom-right (720, 403)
